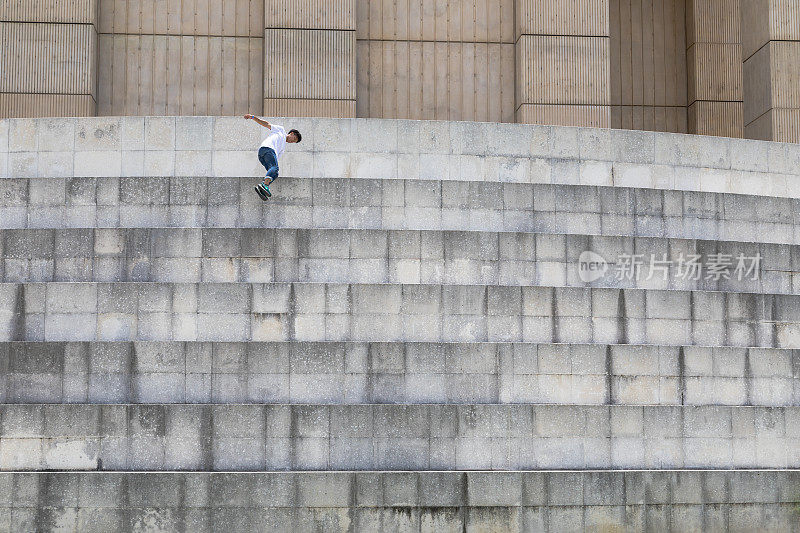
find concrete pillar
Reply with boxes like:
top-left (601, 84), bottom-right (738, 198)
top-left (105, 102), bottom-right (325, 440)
top-left (515, 0), bottom-right (611, 127)
top-left (354, 0), bottom-right (515, 122)
top-left (96, 0), bottom-right (263, 116)
top-left (685, 0), bottom-right (743, 137)
top-left (0, 0), bottom-right (98, 117)
top-left (610, 0), bottom-right (688, 133)
top-left (264, 0), bottom-right (356, 117)
top-left (742, 0), bottom-right (800, 142)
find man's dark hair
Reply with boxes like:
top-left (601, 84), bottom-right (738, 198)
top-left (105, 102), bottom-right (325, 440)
top-left (289, 129), bottom-right (302, 142)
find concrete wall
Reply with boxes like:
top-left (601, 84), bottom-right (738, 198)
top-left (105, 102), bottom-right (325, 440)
top-left (3, 114), bottom-right (800, 526)
top-left (96, 0), bottom-right (263, 116)
top-left (0, 228), bottom-right (796, 294)
top-left (742, 0), bottom-right (800, 142)
top-left (610, 0), bottom-right (688, 133)
top-left (2, 471), bottom-right (798, 532)
top-left (7, 281), bottom-right (800, 347)
top-left (265, 0), bottom-right (356, 117)
top-left (0, 0), bottom-right (98, 117)
top-left (6, 1), bottom-right (798, 141)
top-left (2, 341), bottom-right (799, 406)
top-left (356, 0), bottom-right (515, 122)
top-left (1, 403), bottom-right (799, 470)
top-left (2, 116), bottom-right (800, 195)
top-left (7, 175), bottom-right (800, 249)
top-left (516, 0), bottom-right (610, 127)
top-left (685, 0), bottom-right (744, 137)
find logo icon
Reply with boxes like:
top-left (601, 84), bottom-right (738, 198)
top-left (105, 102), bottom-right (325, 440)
top-left (578, 251), bottom-right (608, 283)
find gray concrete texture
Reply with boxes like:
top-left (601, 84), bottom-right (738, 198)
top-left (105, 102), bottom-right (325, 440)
top-left (5, 177), bottom-right (800, 247)
top-left (4, 282), bottom-right (800, 347)
top-left (1, 403), bottom-right (799, 470)
top-left (0, 227), bottom-right (794, 294)
top-left (6, 115), bottom-right (800, 525)
top-left (1, 342), bottom-right (799, 407)
top-left (2, 470), bottom-right (798, 532)
top-left (2, 117), bottom-right (800, 200)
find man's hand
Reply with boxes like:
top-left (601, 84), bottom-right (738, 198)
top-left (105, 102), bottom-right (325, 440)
top-left (243, 114), bottom-right (254, 120)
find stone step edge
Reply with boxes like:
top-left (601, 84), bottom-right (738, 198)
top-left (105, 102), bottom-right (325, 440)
top-left (4, 224), bottom-right (799, 248)
top-left (8, 159), bottom-right (800, 202)
top-left (3, 279), bottom-right (800, 299)
top-left (5, 224), bottom-right (796, 253)
top-left (2, 339), bottom-right (799, 350)
top-left (5, 403), bottom-right (798, 407)
top-left (9, 173), bottom-right (800, 205)
top-left (1, 470), bottom-right (797, 508)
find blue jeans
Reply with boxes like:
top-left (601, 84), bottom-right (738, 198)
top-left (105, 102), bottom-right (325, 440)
top-left (258, 147), bottom-right (279, 182)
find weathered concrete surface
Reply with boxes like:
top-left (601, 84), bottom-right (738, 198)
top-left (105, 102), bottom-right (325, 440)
top-left (1, 403), bottom-right (799, 470)
top-left (0, 227), bottom-right (794, 295)
top-left (1, 471), bottom-right (799, 532)
top-left (4, 177), bottom-right (800, 248)
top-left (1, 342), bottom-right (799, 407)
top-left (2, 117), bottom-right (800, 197)
top-left (3, 282), bottom-right (800, 347)
top-left (4, 117), bottom-right (800, 530)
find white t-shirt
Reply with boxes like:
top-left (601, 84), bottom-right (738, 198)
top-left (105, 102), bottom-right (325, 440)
top-left (260, 124), bottom-right (287, 158)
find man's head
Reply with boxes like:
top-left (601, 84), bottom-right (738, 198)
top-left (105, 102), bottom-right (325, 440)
top-left (287, 129), bottom-right (302, 143)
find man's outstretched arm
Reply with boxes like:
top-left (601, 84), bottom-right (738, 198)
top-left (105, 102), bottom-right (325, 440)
top-left (244, 114), bottom-right (271, 129)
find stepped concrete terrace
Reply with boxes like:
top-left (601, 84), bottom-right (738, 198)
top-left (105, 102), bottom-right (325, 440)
top-left (1, 116), bottom-right (800, 531)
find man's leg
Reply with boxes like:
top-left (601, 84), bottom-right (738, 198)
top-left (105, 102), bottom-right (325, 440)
top-left (261, 148), bottom-right (279, 189)
top-left (256, 147), bottom-right (274, 199)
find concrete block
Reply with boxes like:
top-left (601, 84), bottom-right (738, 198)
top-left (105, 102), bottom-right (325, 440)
top-left (45, 283), bottom-right (96, 314)
top-left (38, 151), bottom-right (74, 180)
top-left (467, 472), bottom-right (521, 506)
top-left (352, 119), bottom-right (397, 153)
top-left (312, 151), bottom-right (350, 179)
top-left (198, 284), bottom-right (249, 314)
top-left (74, 151), bottom-right (121, 178)
top-left (9, 120), bottom-right (37, 152)
top-left (117, 117), bottom-right (144, 151)
top-left (352, 152), bottom-right (396, 180)
top-left (75, 118), bottom-right (121, 151)
top-left (551, 159), bottom-right (580, 185)
top-left (212, 151), bottom-right (261, 178)
top-left (0, 438), bottom-right (42, 469)
top-left (175, 151), bottom-right (212, 177)
top-left (250, 284), bottom-right (290, 314)
top-left (417, 121), bottom-right (450, 154)
top-left (0, 119), bottom-right (8, 152)
top-left (614, 130), bottom-right (654, 164)
top-left (196, 313), bottom-right (248, 342)
top-left (580, 160), bottom-right (613, 186)
top-left (281, 151), bottom-right (313, 178)
top-left (213, 118), bottom-right (261, 151)
top-left (37, 119), bottom-right (75, 153)
top-left (143, 150), bottom-right (174, 177)
top-left (312, 118), bottom-right (351, 152)
top-left (176, 117), bottom-right (213, 151)
top-left (9, 153), bottom-right (37, 178)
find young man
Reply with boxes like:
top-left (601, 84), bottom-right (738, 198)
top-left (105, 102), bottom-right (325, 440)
top-left (243, 114), bottom-right (302, 199)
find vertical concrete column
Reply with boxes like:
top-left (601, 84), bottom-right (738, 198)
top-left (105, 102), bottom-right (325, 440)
top-left (263, 0), bottom-right (356, 117)
top-left (0, 0), bottom-right (98, 117)
top-left (685, 0), bottom-right (743, 137)
top-left (355, 0), bottom-right (515, 122)
top-left (609, 0), bottom-right (689, 133)
top-left (96, 0), bottom-right (264, 116)
top-left (515, 0), bottom-right (611, 126)
top-left (742, 0), bottom-right (800, 142)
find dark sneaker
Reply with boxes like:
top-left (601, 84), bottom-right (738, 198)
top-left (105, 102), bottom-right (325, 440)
top-left (262, 184), bottom-right (272, 197)
top-left (255, 184), bottom-right (268, 201)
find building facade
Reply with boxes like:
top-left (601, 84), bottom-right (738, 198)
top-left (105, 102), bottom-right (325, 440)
top-left (0, 0), bottom-right (798, 142)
